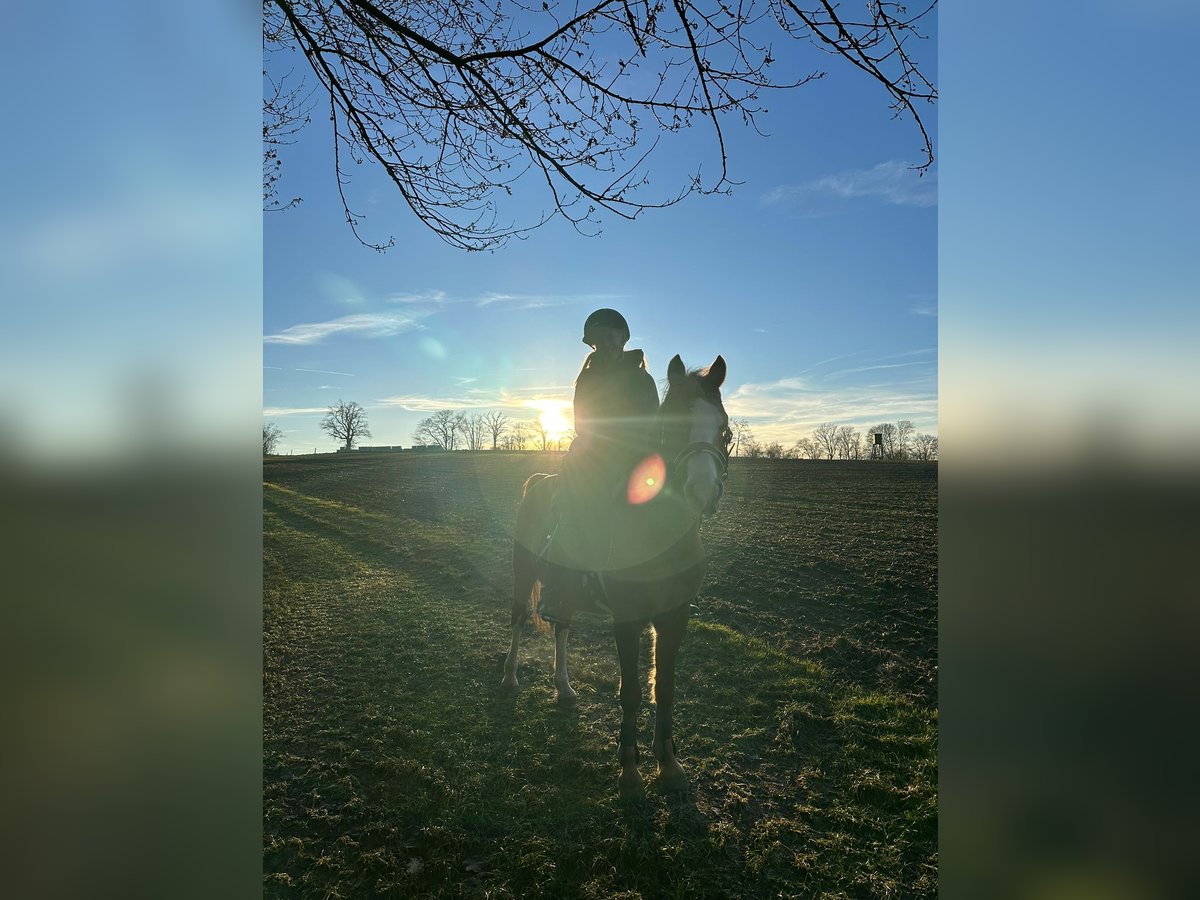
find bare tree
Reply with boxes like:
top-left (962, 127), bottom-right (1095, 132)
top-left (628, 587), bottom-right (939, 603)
top-left (530, 415), bottom-right (550, 451)
top-left (263, 422), bottom-right (284, 455)
top-left (730, 418), bottom-right (753, 457)
top-left (812, 422), bottom-right (839, 460)
top-left (462, 411), bottom-right (487, 451)
top-left (481, 410), bottom-right (509, 449)
top-left (912, 433), bottom-right (938, 460)
top-left (792, 436), bottom-right (821, 460)
top-left (264, 0), bottom-right (936, 251)
top-left (763, 441), bottom-right (785, 459)
top-left (846, 430), bottom-right (865, 461)
top-left (321, 400), bottom-right (372, 450)
top-left (896, 419), bottom-right (915, 461)
top-left (413, 409), bottom-right (467, 449)
top-left (834, 425), bottom-right (858, 460)
top-left (742, 439), bottom-right (764, 459)
top-left (510, 421), bottom-right (534, 450)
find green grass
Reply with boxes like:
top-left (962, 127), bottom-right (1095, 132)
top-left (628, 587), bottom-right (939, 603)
top-left (264, 453), bottom-right (937, 897)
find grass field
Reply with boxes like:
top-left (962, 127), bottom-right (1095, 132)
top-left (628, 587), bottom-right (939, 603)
top-left (264, 452), bottom-right (937, 898)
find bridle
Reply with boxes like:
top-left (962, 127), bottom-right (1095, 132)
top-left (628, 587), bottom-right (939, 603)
top-left (661, 407), bottom-right (732, 516)
top-left (670, 441), bottom-right (729, 480)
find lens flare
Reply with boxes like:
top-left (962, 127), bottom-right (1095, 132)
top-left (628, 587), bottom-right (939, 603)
top-left (627, 453), bottom-right (666, 505)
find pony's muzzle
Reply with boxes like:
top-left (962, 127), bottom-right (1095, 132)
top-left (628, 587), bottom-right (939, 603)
top-left (685, 477), bottom-right (722, 518)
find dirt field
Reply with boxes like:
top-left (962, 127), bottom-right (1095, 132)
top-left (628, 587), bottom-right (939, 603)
top-left (264, 452), bottom-right (937, 897)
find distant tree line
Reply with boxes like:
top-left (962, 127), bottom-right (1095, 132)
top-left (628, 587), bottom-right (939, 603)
top-left (264, 403), bottom-right (935, 460)
top-left (730, 418), bottom-right (937, 461)
top-left (411, 409), bottom-right (574, 452)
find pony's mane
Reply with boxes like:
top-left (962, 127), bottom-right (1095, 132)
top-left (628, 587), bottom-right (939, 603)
top-left (661, 366), bottom-right (722, 409)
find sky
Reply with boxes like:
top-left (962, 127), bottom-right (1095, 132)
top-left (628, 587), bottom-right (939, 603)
top-left (263, 10), bottom-right (939, 455)
top-left (2, 3), bottom-right (1191, 465)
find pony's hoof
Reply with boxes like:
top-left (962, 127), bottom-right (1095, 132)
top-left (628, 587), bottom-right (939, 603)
top-left (499, 677), bottom-right (520, 694)
top-left (553, 679), bottom-right (577, 707)
top-left (618, 768), bottom-right (644, 800)
top-left (655, 770), bottom-right (689, 795)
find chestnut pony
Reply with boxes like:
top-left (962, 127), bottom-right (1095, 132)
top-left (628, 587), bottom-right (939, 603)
top-left (502, 354), bottom-right (730, 797)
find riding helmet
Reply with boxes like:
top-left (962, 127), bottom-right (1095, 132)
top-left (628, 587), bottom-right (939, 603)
top-left (582, 308), bottom-right (630, 345)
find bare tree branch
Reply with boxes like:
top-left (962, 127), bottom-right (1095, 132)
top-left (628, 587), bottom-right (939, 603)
top-left (264, 0), bottom-right (936, 250)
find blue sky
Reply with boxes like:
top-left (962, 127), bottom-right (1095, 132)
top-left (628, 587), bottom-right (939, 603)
top-left (263, 13), bottom-right (939, 454)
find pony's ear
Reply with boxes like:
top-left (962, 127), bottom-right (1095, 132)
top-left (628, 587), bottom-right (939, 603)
top-left (667, 354), bottom-right (686, 386)
top-left (703, 355), bottom-right (726, 389)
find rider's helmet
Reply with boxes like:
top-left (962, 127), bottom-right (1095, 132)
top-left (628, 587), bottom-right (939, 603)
top-left (582, 308), bottom-right (630, 346)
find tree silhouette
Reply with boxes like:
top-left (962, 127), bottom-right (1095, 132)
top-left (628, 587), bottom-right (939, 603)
top-left (264, 0), bottom-right (936, 250)
top-left (813, 421), bottom-right (838, 460)
top-left (481, 410), bottom-right (510, 449)
top-left (263, 422), bottom-right (284, 455)
top-left (413, 409), bottom-right (467, 449)
top-left (530, 415), bottom-right (549, 451)
top-left (912, 433), bottom-right (938, 460)
top-left (896, 419), bottom-right (915, 460)
top-left (321, 400), bottom-right (372, 450)
top-left (729, 418), bottom-right (753, 457)
top-left (461, 412), bottom-right (487, 450)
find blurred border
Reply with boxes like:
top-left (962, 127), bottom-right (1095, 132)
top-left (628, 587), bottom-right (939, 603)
top-left (941, 3), bottom-right (1200, 898)
top-left (1, 2), bottom-right (262, 897)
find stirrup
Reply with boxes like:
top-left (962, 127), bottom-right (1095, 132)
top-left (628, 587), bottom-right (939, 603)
top-left (536, 600), bottom-right (571, 625)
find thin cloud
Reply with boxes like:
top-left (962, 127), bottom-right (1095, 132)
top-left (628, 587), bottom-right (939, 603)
top-left (911, 303), bottom-right (938, 316)
top-left (374, 394), bottom-right (487, 412)
top-left (262, 406), bottom-right (329, 417)
top-left (764, 161), bottom-right (937, 208)
top-left (386, 290), bottom-right (448, 305)
top-left (796, 350), bottom-right (871, 376)
top-left (377, 383), bottom-right (574, 413)
top-left (825, 360), bottom-right (934, 378)
top-left (264, 312), bottom-right (425, 345)
top-left (475, 291), bottom-right (627, 310)
top-left (296, 367), bottom-right (356, 377)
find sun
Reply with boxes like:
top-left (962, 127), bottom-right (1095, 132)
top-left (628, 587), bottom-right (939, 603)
top-left (531, 399), bottom-right (573, 444)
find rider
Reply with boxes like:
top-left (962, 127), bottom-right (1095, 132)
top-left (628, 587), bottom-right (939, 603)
top-left (537, 308), bottom-right (661, 623)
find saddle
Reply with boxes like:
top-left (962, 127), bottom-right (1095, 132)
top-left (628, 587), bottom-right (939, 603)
top-left (538, 475), bottom-right (703, 584)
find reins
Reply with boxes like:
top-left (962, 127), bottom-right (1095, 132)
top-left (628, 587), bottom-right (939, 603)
top-left (670, 441), bottom-right (729, 481)
top-left (657, 387), bottom-right (731, 518)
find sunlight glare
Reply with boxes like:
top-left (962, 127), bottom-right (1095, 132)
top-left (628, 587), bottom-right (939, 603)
top-left (627, 454), bottom-right (666, 505)
top-left (530, 399), bottom-right (572, 444)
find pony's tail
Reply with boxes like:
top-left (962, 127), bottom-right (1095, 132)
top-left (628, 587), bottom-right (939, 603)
top-left (529, 576), bottom-right (550, 634)
top-left (521, 472), bottom-right (550, 498)
top-left (518, 472), bottom-right (552, 633)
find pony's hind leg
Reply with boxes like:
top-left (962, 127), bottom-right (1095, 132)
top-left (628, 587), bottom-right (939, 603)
top-left (649, 603), bottom-right (691, 793)
top-left (613, 620), bottom-right (645, 799)
top-left (501, 542), bottom-right (537, 693)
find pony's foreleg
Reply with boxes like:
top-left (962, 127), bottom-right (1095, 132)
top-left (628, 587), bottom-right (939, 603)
top-left (613, 621), bottom-right (645, 799)
top-left (650, 603), bottom-right (690, 793)
top-left (552, 623), bottom-right (577, 707)
top-left (502, 543), bottom-right (537, 693)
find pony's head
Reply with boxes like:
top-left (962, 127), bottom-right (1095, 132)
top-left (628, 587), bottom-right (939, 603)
top-left (661, 354), bottom-right (731, 519)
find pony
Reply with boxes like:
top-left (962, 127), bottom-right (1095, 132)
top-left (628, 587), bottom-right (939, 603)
top-left (502, 354), bottom-right (731, 798)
